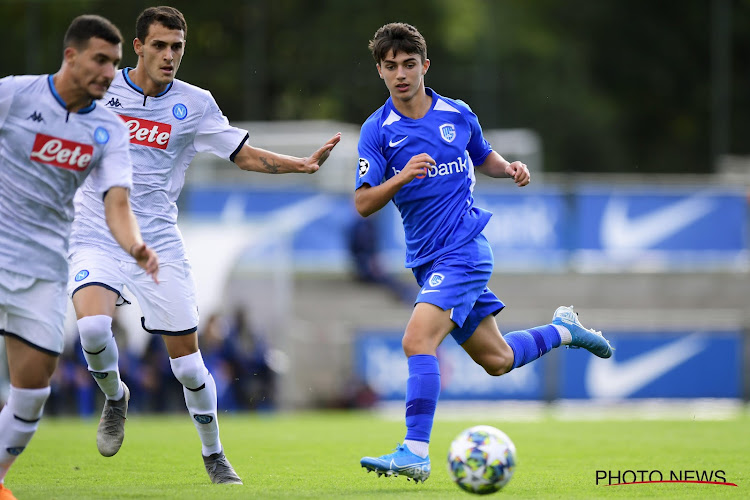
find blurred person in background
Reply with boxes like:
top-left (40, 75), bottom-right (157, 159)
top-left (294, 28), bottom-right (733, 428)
top-left (66, 5), bottom-right (340, 485)
top-left (355, 22), bottom-right (612, 483)
top-left (0, 15), bottom-right (158, 500)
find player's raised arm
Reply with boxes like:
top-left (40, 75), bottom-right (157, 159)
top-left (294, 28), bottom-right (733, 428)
top-left (476, 151), bottom-right (530, 187)
top-left (233, 132), bottom-right (341, 174)
top-left (354, 152), bottom-right (436, 217)
top-left (103, 186), bottom-right (159, 282)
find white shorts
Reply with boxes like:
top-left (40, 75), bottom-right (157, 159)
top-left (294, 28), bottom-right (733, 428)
top-left (68, 247), bottom-right (199, 335)
top-left (0, 269), bottom-right (67, 355)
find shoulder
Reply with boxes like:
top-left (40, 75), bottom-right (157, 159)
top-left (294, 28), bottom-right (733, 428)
top-left (1, 74), bottom-right (44, 93)
top-left (361, 103), bottom-right (390, 133)
top-left (430, 89), bottom-right (474, 116)
top-left (171, 79), bottom-right (215, 103)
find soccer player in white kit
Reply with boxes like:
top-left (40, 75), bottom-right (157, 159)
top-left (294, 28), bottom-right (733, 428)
top-left (67, 6), bottom-right (340, 485)
top-left (0, 15), bottom-right (159, 500)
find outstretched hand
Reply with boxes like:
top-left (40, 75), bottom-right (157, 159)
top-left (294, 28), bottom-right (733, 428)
top-left (130, 243), bottom-right (159, 283)
top-left (302, 133), bottom-right (342, 173)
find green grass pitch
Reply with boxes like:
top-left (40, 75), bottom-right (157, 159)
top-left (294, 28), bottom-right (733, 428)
top-left (4, 411), bottom-right (748, 499)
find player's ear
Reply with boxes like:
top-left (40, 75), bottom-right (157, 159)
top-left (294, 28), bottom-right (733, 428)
top-left (422, 58), bottom-right (430, 75)
top-left (133, 37), bottom-right (143, 57)
top-left (63, 46), bottom-right (78, 64)
top-left (376, 64), bottom-right (383, 79)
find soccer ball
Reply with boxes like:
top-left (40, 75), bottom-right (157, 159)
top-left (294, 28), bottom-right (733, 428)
top-left (447, 425), bottom-right (517, 494)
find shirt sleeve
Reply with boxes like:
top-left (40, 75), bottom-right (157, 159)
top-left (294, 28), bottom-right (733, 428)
top-left (86, 117), bottom-right (133, 195)
top-left (355, 118), bottom-right (386, 190)
top-left (0, 76), bottom-right (16, 130)
top-left (193, 91), bottom-right (249, 160)
top-left (458, 100), bottom-right (493, 166)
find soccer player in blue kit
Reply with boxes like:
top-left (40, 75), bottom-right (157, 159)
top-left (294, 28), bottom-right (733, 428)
top-left (356, 23), bottom-right (613, 483)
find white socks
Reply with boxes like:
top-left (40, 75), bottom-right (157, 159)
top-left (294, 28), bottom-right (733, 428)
top-left (0, 386), bottom-right (51, 483)
top-left (170, 350), bottom-right (221, 456)
top-left (404, 439), bottom-right (429, 458)
top-left (78, 315), bottom-right (123, 401)
top-left (553, 324), bottom-right (572, 345)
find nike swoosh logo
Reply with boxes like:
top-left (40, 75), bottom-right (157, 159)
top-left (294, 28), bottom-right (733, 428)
top-left (389, 136), bottom-right (408, 147)
top-left (601, 195), bottom-right (714, 251)
top-left (586, 333), bottom-right (707, 399)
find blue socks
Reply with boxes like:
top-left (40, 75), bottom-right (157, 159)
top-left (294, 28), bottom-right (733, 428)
top-left (504, 325), bottom-right (561, 369)
top-left (404, 354), bottom-right (440, 444)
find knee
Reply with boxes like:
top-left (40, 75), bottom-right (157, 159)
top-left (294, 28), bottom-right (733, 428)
top-left (169, 350), bottom-right (208, 389)
top-left (402, 332), bottom-right (436, 357)
top-left (77, 315), bottom-right (113, 351)
top-left (479, 349), bottom-right (515, 377)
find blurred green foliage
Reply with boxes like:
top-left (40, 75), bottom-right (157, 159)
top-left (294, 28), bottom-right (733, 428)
top-left (2, 0), bottom-right (749, 173)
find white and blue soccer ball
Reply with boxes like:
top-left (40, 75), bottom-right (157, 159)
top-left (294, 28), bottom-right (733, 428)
top-left (447, 425), bottom-right (517, 494)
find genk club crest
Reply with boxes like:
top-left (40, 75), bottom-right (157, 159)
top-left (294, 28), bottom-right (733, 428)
top-left (439, 123), bottom-right (456, 143)
top-left (428, 273), bottom-right (444, 287)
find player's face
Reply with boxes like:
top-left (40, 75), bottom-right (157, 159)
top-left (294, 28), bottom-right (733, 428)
top-left (135, 22), bottom-right (185, 87)
top-left (377, 50), bottom-right (430, 104)
top-left (67, 37), bottom-right (122, 100)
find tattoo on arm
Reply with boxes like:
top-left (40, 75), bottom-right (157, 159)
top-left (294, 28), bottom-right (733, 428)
top-left (259, 156), bottom-right (280, 173)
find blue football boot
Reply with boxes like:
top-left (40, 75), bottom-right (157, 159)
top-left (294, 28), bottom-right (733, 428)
top-left (553, 305), bottom-right (613, 358)
top-left (360, 443), bottom-right (431, 483)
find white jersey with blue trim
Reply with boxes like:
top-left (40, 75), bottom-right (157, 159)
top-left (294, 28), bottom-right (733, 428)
top-left (0, 74), bottom-right (132, 282)
top-left (356, 88), bottom-right (494, 268)
top-left (71, 68), bottom-right (249, 263)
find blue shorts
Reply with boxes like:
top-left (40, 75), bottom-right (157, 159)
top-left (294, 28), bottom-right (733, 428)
top-left (412, 233), bottom-right (505, 345)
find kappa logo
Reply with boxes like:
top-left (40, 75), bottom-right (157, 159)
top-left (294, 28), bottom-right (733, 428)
top-left (27, 111), bottom-right (44, 122)
top-left (90, 371), bottom-right (108, 379)
top-left (428, 273), bottom-right (444, 287)
top-left (193, 414), bottom-right (214, 424)
top-left (439, 123), bottom-right (456, 143)
top-left (105, 97), bottom-right (122, 108)
top-left (358, 158), bottom-right (370, 177)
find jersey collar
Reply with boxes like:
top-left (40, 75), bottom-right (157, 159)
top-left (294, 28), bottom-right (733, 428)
top-left (46, 75), bottom-right (96, 114)
top-left (387, 87), bottom-right (437, 120)
top-left (122, 67), bottom-right (173, 97)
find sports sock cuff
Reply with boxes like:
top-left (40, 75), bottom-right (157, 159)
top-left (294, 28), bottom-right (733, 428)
top-left (170, 350), bottom-right (208, 389)
top-left (77, 315), bottom-right (114, 352)
top-left (552, 324), bottom-right (572, 344)
top-left (407, 354), bottom-right (439, 374)
top-left (8, 385), bottom-right (51, 421)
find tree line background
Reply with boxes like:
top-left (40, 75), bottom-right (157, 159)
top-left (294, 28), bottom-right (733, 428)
top-left (2, 0), bottom-right (749, 174)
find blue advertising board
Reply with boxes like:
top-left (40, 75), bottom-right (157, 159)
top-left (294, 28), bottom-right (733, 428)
top-left (560, 331), bottom-right (743, 400)
top-left (355, 332), bottom-right (548, 401)
top-left (573, 187), bottom-right (747, 270)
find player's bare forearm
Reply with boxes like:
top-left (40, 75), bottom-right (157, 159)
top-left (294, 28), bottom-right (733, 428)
top-left (355, 177), bottom-right (406, 217)
top-left (477, 152), bottom-right (530, 186)
top-left (104, 187), bottom-right (159, 281)
top-left (104, 187), bottom-right (143, 252)
top-left (234, 133), bottom-right (341, 174)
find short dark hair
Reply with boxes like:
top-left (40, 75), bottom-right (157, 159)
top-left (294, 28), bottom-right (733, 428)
top-left (63, 15), bottom-right (122, 50)
top-left (136, 6), bottom-right (187, 42)
top-left (369, 22), bottom-right (427, 64)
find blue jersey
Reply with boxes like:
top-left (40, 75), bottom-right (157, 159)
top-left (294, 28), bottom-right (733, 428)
top-left (356, 88), bottom-right (494, 268)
